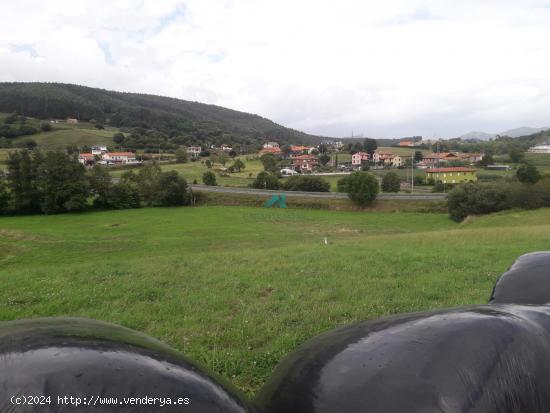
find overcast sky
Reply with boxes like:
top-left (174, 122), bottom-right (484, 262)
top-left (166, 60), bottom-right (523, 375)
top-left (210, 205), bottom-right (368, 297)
top-left (2, 1), bottom-right (550, 138)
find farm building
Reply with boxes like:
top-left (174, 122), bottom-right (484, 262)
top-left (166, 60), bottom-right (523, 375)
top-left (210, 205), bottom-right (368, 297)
top-left (426, 167), bottom-right (477, 184)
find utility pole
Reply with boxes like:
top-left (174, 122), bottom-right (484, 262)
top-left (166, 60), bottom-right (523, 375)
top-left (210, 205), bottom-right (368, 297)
top-left (411, 149), bottom-right (414, 193)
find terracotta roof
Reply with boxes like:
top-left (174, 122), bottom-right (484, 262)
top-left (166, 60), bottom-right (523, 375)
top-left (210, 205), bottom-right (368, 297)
top-left (105, 152), bottom-right (135, 156)
top-left (426, 167), bottom-right (476, 173)
top-left (79, 153), bottom-right (94, 158)
top-left (259, 147), bottom-right (282, 154)
top-left (293, 154), bottom-right (318, 160)
top-left (353, 152), bottom-right (370, 157)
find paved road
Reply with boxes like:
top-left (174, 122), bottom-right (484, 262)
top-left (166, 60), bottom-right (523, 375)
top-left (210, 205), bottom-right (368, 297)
top-left (189, 184), bottom-right (448, 201)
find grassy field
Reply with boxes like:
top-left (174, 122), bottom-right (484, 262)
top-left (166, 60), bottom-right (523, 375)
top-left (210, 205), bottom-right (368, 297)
top-left (12, 125), bottom-right (116, 150)
top-left (2, 205), bottom-right (550, 396)
top-left (112, 156), bottom-right (265, 187)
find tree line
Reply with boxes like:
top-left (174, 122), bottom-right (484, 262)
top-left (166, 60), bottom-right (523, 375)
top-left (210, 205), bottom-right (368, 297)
top-left (0, 150), bottom-right (191, 215)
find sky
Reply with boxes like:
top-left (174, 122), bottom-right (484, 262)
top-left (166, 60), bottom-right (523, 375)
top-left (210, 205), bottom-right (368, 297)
top-left (2, 1), bottom-right (550, 139)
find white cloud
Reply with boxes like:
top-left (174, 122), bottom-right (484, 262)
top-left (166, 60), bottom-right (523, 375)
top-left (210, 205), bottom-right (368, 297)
top-left (1, 0), bottom-right (550, 138)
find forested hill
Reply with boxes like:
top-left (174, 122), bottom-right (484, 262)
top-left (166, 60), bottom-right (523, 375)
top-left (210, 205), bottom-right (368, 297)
top-left (0, 82), bottom-right (325, 148)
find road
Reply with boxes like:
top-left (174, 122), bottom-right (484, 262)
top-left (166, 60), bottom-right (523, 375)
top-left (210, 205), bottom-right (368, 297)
top-left (189, 185), bottom-right (448, 200)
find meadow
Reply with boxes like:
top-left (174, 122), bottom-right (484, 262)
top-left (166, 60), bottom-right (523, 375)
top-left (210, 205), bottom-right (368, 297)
top-left (2, 205), bottom-right (550, 396)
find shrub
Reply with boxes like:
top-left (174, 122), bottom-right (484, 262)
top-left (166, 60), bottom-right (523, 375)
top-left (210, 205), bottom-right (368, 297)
top-left (340, 172), bottom-right (379, 206)
top-left (155, 171), bottom-right (189, 206)
top-left (447, 182), bottom-right (511, 222)
top-left (202, 171), bottom-right (217, 186)
top-left (281, 175), bottom-right (330, 192)
top-left (517, 163), bottom-right (541, 184)
top-left (104, 182), bottom-right (141, 209)
top-left (381, 172), bottom-right (400, 192)
top-left (252, 171), bottom-right (280, 189)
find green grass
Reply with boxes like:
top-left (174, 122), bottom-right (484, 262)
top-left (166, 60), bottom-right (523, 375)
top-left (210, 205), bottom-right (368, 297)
top-left (2, 206), bottom-right (550, 396)
top-left (112, 157), bottom-right (265, 187)
top-left (12, 126), bottom-right (116, 150)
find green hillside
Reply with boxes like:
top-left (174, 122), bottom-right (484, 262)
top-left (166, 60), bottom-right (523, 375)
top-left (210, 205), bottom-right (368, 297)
top-left (1, 205), bottom-right (549, 394)
top-left (0, 83), bottom-right (325, 149)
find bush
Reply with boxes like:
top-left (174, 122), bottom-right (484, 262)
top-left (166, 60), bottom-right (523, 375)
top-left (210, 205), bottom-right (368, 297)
top-left (381, 172), bottom-right (400, 192)
top-left (447, 182), bottom-right (511, 222)
top-left (340, 172), bottom-right (379, 206)
top-left (517, 163), bottom-right (541, 184)
top-left (281, 175), bottom-right (330, 192)
top-left (175, 149), bottom-right (188, 163)
top-left (40, 122), bottom-right (52, 132)
top-left (104, 182), bottom-right (141, 209)
top-left (252, 171), bottom-right (280, 189)
top-left (155, 171), bottom-right (189, 206)
top-left (202, 171), bottom-right (217, 186)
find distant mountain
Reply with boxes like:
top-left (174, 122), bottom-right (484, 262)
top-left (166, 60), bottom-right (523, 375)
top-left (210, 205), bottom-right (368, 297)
top-left (458, 126), bottom-right (550, 140)
top-left (458, 131), bottom-right (496, 141)
top-left (0, 82), bottom-right (326, 149)
top-left (499, 126), bottom-right (550, 138)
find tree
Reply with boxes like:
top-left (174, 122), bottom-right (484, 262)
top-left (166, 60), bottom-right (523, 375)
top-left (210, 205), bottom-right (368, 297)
top-left (318, 144), bottom-right (328, 154)
top-left (113, 132), bottom-right (125, 145)
top-left (175, 149), bottom-right (188, 163)
top-left (230, 159), bottom-right (245, 172)
top-left (260, 153), bottom-right (279, 173)
top-left (155, 171), bottom-right (189, 206)
top-left (134, 164), bottom-right (162, 206)
top-left (40, 122), bottom-right (52, 132)
top-left (341, 172), bottom-right (379, 206)
top-left (89, 165), bottom-right (113, 208)
top-left (205, 159), bottom-right (212, 169)
top-left (477, 153), bottom-right (494, 167)
top-left (509, 149), bottom-right (525, 163)
top-left (218, 153), bottom-right (229, 166)
top-left (414, 151), bottom-right (423, 162)
top-left (319, 153), bottom-right (331, 166)
top-left (36, 151), bottom-right (90, 213)
top-left (202, 171), bottom-right (217, 186)
top-left (21, 139), bottom-right (37, 150)
top-left (0, 172), bottom-right (9, 214)
top-left (229, 149), bottom-right (237, 158)
top-left (448, 182), bottom-right (511, 222)
top-left (252, 171), bottom-right (279, 189)
top-left (363, 138), bottom-right (378, 156)
top-left (94, 123), bottom-right (105, 129)
top-left (382, 172), bottom-right (400, 192)
top-left (105, 182), bottom-right (141, 209)
top-left (517, 163), bottom-right (541, 184)
top-left (6, 150), bottom-right (42, 214)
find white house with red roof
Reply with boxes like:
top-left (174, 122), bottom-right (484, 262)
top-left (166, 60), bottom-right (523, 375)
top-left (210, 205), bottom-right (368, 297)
top-left (79, 151), bottom-right (140, 166)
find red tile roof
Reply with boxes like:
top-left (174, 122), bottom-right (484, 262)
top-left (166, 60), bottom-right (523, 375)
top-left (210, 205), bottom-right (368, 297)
top-left (79, 153), bottom-right (94, 158)
top-left (105, 152), bottom-right (135, 156)
top-left (426, 167), bottom-right (476, 173)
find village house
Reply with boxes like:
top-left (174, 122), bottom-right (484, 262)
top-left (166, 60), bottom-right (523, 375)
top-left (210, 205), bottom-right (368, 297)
top-left (263, 142), bottom-right (280, 149)
top-left (422, 152), bottom-right (461, 166)
top-left (292, 154), bottom-right (319, 172)
top-left (351, 152), bottom-right (370, 167)
top-left (66, 118), bottom-right (79, 124)
top-left (101, 152), bottom-right (139, 165)
top-left (288, 145), bottom-right (316, 158)
top-left (220, 144), bottom-right (233, 152)
top-left (79, 151), bottom-right (140, 166)
top-left (528, 144), bottom-right (550, 154)
top-left (78, 153), bottom-right (95, 166)
top-left (91, 145), bottom-right (108, 155)
top-left (458, 153), bottom-right (484, 164)
top-left (425, 167), bottom-right (477, 184)
top-left (186, 146), bottom-right (202, 157)
top-left (372, 151), bottom-right (402, 167)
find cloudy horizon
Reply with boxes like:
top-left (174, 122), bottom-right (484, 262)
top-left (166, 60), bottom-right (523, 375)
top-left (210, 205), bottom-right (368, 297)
top-left (2, 0), bottom-right (550, 139)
